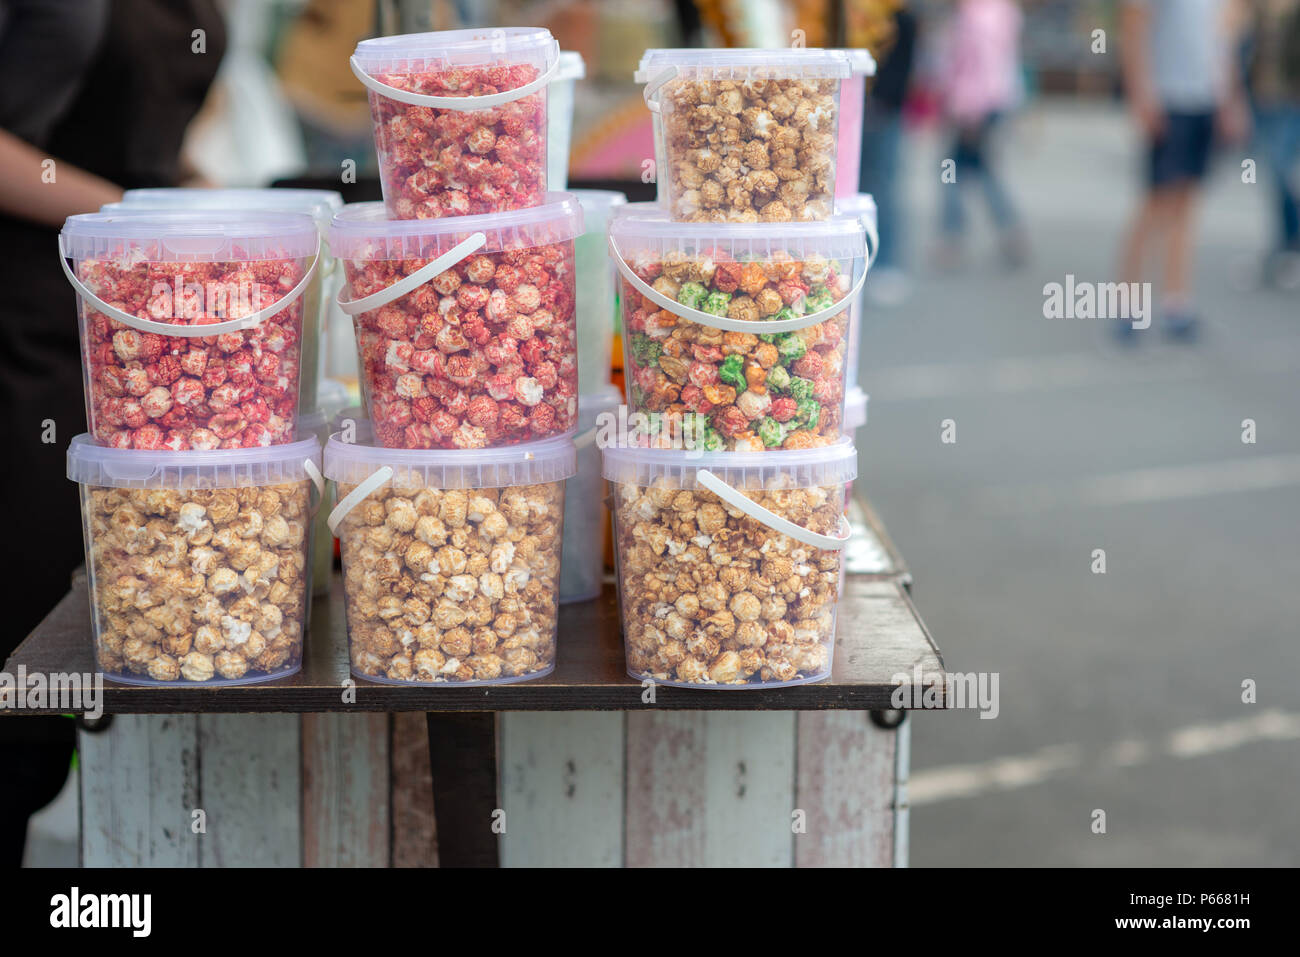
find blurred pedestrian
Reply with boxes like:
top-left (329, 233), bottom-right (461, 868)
top-left (934, 0), bottom-right (1027, 269)
top-left (858, 1), bottom-right (919, 306)
top-left (0, 0), bottom-right (225, 866)
top-left (1244, 0), bottom-right (1300, 289)
top-left (1118, 0), bottom-right (1250, 341)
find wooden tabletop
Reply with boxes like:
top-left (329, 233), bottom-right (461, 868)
top-left (2, 492), bottom-right (944, 715)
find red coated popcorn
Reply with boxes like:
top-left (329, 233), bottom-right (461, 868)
top-left (62, 212), bottom-right (318, 450)
top-left (331, 196), bottom-right (583, 449)
top-left (353, 29), bottom-right (559, 220)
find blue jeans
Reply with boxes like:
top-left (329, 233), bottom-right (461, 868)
top-left (941, 113), bottom-right (1019, 237)
top-left (1254, 105), bottom-right (1300, 251)
top-left (859, 104), bottom-right (903, 270)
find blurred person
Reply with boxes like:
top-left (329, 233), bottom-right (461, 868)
top-left (1244, 0), bottom-right (1300, 289)
top-left (0, 0), bottom-right (225, 866)
top-left (858, 1), bottom-right (919, 306)
top-left (934, 0), bottom-right (1027, 269)
top-left (1118, 0), bottom-right (1250, 341)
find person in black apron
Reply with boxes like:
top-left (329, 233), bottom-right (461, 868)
top-left (0, 0), bottom-right (225, 865)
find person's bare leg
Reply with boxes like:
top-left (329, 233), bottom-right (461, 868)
top-left (1162, 182), bottom-right (1198, 306)
top-left (1121, 188), bottom-right (1171, 288)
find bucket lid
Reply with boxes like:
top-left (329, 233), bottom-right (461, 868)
top-left (840, 48), bottom-right (877, 77)
top-left (570, 189), bottom-right (628, 233)
top-left (609, 204), bottom-right (866, 262)
top-left (67, 434), bottom-right (321, 489)
top-left (353, 27), bottom-right (558, 75)
top-left (556, 50), bottom-right (586, 81)
top-left (114, 188), bottom-right (343, 232)
top-left (578, 385), bottom-right (623, 431)
top-left (635, 47), bottom-right (851, 85)
top-left (324, 433), bottom-right (577, 489)
top-left (62, 210), bottom-right (318, 263)
top-left (330, 193), bottom-right (584, 261)
top-left (843, 387), bottom-right (868, 431)
top-left (602, 438), bottom-right (856, 490)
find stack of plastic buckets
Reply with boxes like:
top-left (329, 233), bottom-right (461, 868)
top-left (327, 28), bottom-right (581, 685)
top-left (60, 210), bottom-right (324, 685)
top-left (604, 48), bottom-right (866, 688)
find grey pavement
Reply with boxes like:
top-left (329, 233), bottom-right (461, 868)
top-left (859, 99), bottom-right (1300, 867)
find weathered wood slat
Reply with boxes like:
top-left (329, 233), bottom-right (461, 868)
top-left (499, 713), bottom-right (625, 867)
top-left (390, 712), bottom-right (438, 867)
top-left (301, 712), bottom-right (390, 867)
top-left (625, 711), bottom-right (706, 867)
top-left (793, 712), bottom-right (897, 867)
top-left (78, 714), bottom-right (200, 867)
top-left (197, 715), bottom-right (301, 867)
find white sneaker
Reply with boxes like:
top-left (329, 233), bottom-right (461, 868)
top-left (866, 267), bottom-right (910, 307)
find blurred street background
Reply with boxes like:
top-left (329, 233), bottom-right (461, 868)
top-left (863, 99), bottom-right (1300, 866)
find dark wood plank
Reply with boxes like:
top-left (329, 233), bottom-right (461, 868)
top-left (426, 712), bottom-right (499, 868)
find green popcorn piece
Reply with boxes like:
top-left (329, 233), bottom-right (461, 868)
top-left (703, 290), bottom-right (732, 316)
top-left (631, 333), bottom-right (661, 368)
top-left (765, 364), bottom-right (791, 392)
top-left (718, 353), bottom-right (747, 389)
top-left (777, 333), bottom-right (807, 364)
top-left (759, 332), bottom-right (780, 343)
top-left (700, 425), bottom-right (725, 452)
top-left (796, 397), bottom-right (821, 429)
top-left (757, 416), bottom-right (786, 448)
top-left (677, 281), bottom-right (708, 310)
top-left (805, 288), bottom-right (834, 313)
top-left (774, 307), bottom-right (797, 323)
top-left (788, 376), bottom-right (814, 400)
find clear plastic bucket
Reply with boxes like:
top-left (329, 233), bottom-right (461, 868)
top-left (110, 188), bottom-right (344, 416)
top-left (61, 210), bottom-right (319, 450)
top-left (547, 51), bottom-right (586, 191)
top-left (559, 386), bottom-right (621, 603)
top-left (67, 434), bottom-right (322, 685)
top-left (843, 386), bottom-right (868, 432)
top-left (331, 195), bottom-right (583, 449)
top-left (352, 28), bottom-right (559, 219)
top-left (834, 49), bottom-right (877, 199)
top-left (571, 189), bottom-right (627, 391)
top-left (603, 441), bottom-right (856, 688)
top-left (835, 193), bottom-right (878, 394)
top-left (324, 434), bottom-right (576, 684)
top-left (297, 408), bottom-right (335, 598)
top-left (637, 48), bottom-right (852, 222)
top-left (609, 206), bottom-right (867, 451)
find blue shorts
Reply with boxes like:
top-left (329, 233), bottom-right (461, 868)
top-left (1148, 111), bottom-right (1215, 188)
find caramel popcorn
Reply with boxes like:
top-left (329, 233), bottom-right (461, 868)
top-left (83, 482), bottom-right (310, 683)
top-left (612, 477), bottom-right (845, 686)
top-left (660, 77), bottom-right (839, 222)
top-left (338, 480), bottom-right (563, 683)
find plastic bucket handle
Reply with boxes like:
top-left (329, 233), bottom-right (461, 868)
top-left (336, 232), bottom-right (486, 316)
top-left (641, 66), bottom-right (678, 114)
top-left (608, 234), bottom-right (867, 335)
top-left (58, 233), bottom-right (321, 337)
top-left (327, 465), bottom-right (394, 537)
top-left (695, 468), bottom-right (851, 551)
top-left (304, 458), bottom-right (325, 515)
top-left (350, 55), bottom-right (559, 110)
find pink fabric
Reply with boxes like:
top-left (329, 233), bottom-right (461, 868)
top-left (941, 0), bottom-right (1024, 124)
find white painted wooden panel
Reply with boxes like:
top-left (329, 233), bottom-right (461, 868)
top-left (794, 712), bottom-right (896, 867)
top-left (79, 714), bottom-right (200, 867)
top-left (499, 712), bottom-right (625, 867)
top-left (703, 712), bottom-right (796, 867)
top-left (625, 711), bottom-right (707, 867)
top-left (197, 715), bottom-right (301, 867)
